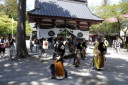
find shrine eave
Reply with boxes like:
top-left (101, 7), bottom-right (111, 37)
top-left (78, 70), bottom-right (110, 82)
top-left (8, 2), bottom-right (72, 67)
top-left (28, 13), bottom-right (103, 24)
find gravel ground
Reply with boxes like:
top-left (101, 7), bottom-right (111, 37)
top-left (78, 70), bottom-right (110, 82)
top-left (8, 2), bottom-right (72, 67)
top-left (0, 46), bottom-right (128, 85)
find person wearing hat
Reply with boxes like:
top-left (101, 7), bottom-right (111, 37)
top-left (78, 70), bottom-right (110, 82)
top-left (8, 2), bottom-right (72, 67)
top-left (73, 38), bottom-right (83, 67)
top-left (50, 36), bottom-right (67, 79)
top-left (93, 37), bottom-right (106, 70)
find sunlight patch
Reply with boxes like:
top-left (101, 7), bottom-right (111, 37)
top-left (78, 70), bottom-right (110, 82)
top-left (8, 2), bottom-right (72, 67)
top-left (28, 72), bottom-right (37, 75)
top-left (14, 63), bottom-right (18, 66)
top-left (41, 82), bottom-right (54, 85)
top-left (31, 81), bottom-right (39, 85)
top-left (20, 82), bottom-right (27, 85)
top-left (115, 77), bottom-right (125, 82)
top-left (16, 69), bottom-right (21, 71)
top-left (0, 75), bottom-right (3, 78)
top-left (39, 78), bottom-right (49, 81)
top-left (68, 76), bottom-right (73, 79)
top-left (96, 75), bottom-right (107, 79)
top-left (8, 81), bottom-right (16, 85)
top-left (4, 64), bottom-right (11, 67)
top-left (70, 71), bottom-right (90, 76)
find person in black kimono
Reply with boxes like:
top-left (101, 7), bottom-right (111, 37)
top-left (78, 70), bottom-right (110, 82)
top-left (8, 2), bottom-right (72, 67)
top-left (50, 36), bottom-right (67, 79)
top-left (82, 38), bottom-right (87, 59)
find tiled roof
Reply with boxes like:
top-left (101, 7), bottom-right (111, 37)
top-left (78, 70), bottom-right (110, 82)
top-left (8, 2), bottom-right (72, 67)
top-left (30, 0), bottom-right (103, 21)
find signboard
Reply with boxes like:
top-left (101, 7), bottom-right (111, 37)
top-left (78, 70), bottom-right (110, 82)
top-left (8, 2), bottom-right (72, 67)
top-left (43, 40), bottom-right (48, 49)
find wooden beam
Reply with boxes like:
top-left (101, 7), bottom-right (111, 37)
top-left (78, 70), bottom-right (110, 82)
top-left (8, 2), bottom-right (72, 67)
top-left (79, 24), bottom-right (88, 27)
top-left (77, 21), bottom-right (80, 29)
top-left (79, 27), bottom-right (89, 31)
top-left (28, 13), bottom-right (103, 23)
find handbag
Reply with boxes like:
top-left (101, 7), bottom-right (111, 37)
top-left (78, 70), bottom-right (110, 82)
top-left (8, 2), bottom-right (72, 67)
top-left (1, 44), bottom-right (7, 48)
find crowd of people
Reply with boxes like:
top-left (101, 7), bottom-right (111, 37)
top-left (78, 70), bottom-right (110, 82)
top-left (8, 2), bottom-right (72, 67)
top-left (0, 34), bottom-right (15, 60)
top-left (0, 34), bottom-right (122, 79)
top-left (49, 35), bottom-right (108, 79)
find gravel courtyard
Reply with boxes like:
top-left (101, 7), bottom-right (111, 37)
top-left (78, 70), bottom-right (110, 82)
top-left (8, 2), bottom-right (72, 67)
top-left (0, 47), bottom-right (128, 85)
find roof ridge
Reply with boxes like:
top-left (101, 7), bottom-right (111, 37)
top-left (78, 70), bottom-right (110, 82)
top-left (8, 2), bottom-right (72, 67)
top-left (30, 0), bottom-right (103, 21)
top-left (38, 0), bottom-right (88, 5)
top-left (59, 0), bottom-right (88, 5)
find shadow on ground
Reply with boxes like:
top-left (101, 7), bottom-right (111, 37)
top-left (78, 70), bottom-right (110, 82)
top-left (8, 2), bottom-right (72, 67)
top-left (0, 51), bottom-right (128, 85)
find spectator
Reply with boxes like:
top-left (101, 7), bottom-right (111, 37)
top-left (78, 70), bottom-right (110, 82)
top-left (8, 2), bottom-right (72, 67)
top-left (0, 36), bottom-right (6, 58)
top-left (34, 37), bottom-right (39, 52)
top-left (8, 34), bottom-right (15, 60)
top-left (103, 38), bottom-right (109, 53)
top-left (30, 39), bottom-right (34, 52)
top-left (115, 40), bottom-right (120, 53)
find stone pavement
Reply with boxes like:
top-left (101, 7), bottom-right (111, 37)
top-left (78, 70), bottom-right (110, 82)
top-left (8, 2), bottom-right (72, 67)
top-left (0, 46), bottom-right (128, 85)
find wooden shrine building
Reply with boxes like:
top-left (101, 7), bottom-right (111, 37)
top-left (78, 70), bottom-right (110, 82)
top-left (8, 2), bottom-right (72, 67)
top-left (28, 0), bottom-right (103, 39)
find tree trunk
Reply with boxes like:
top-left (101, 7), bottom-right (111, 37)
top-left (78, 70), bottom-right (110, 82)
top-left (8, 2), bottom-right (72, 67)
top-left (117, 19), bottom-right (126, 48)
top-left (16, 0), bottom-right (29, 58)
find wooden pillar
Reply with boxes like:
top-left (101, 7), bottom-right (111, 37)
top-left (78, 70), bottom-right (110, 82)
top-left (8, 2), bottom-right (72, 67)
top-left (52, 19), bottom-right (56, 27)
top-left (36, 18), bottom-right (41, 28)
top-left (87, 22), bottom-right (91, 30)
top-left (64, 20), bottom-right (67, 27)
top-left (77, 21), bottom-right (80, 29)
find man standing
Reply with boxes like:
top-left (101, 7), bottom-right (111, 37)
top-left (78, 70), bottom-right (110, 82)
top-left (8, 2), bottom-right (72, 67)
top-left (103, 38), bottom-right (109, 53)
top-left (73, 38), bottom-right (83, 67)
top-left (82, 38), bottom-right (87, 59)
top-left (93, 37), bottom-right (106, 70)
top-left (115, 40), bottom-right (120, 53)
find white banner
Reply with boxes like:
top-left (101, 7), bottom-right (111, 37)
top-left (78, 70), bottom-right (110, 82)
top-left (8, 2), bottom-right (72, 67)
top-left (37, 28), bottom-right (65, 39)
top-left (67, 29), bottom-right (89, 40)
top-left (37, 28), bottom-right (89, 40)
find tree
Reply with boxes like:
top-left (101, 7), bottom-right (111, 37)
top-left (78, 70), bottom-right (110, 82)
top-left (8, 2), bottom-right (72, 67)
top-left (120, 0), bottom-right (128, 3)
top-left (90, 2), bottom-right (128, 47)
top-left (0, 13), bottom-right (17, 36)
top-left (16, 0), bottom-right (28, 58)
top-left (0, 0), bottom-right (18, 20)
top-left (0, 12), bottom-right (33, 37)
top-left (102, 0), bottom-right (109, 6)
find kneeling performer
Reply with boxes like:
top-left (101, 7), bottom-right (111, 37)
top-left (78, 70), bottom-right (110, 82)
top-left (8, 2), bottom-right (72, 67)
top-left (50, 36), bottom-right (67, 79)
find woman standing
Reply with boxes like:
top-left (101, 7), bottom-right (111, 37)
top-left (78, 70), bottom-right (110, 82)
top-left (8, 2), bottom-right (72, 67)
top-left (0, 36), bottom-right (6, 58)
top-left (8, 34), bottom-right (15, 60)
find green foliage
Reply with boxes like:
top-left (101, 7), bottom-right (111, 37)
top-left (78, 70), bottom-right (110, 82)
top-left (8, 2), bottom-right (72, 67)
top-left (0, 14), bottom-right (33, 37)
top-left (0, 0), bottom-right (33, 37)
top-left (0, 14), bottom-right (17, 37)
top-left (102, 0), bottom-right (109, 6)
top-left (96, 4), bottom-right (120, 19)
top-left (121, 19), bottom-right (128, 28)
top-left (61, 29), bottom-right (66, 40)
top-left (0, 0), bottom-right (18, 20)
top-left (95, 2), bottom-right (128, 19)
top-left (26, 21), bottom-right (33, 36)
top-left (120, 0), bottom-right (128, 3)
top-left (127, 44), bottom-right (128, 51)
top-left (90, 22), bottom-right (117, 35)
top-left (90, 2), bottom-right (128, 36)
